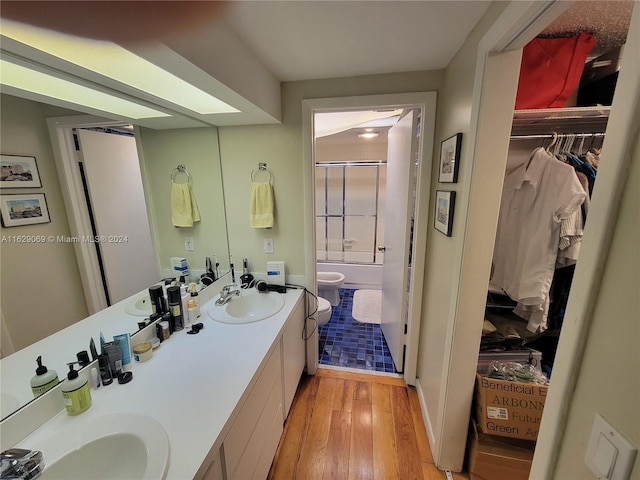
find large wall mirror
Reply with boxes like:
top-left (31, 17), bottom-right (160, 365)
top-left (0, 94), bottom-right (231, 419)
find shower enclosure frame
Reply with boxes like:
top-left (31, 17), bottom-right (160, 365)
top-left (315, 160), bottom-right (385, 265)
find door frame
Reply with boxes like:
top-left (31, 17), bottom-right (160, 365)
top-left (47, 114), bottom-right (159, 314)
top-left (302, 92), bottom-right (437, 384)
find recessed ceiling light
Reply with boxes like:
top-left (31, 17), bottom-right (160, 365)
top-left (1, 20), bottom-right (240, 115)
top-left (1, 59), bottom-right (170, 119)
top-left (358, 131), bottom-right (379, 139)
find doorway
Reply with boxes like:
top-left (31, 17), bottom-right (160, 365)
top-left (302, 92), bottom-right (437, 384)
top-left (47, 115), bottom-right (159, 314)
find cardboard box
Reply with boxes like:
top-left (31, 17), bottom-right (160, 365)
top-left (467, 421), bottom-right (535, 480)
top-left (475, 373), bottom-right (547, 441)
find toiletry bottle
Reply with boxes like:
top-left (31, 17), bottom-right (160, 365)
top-left (240, 258), bottom-right (254, 287)
top-left (30, 356), bottom-right (59, 397)
top-left (187, 299), bottom-right (196, 325)
top-left (167, 285), bottom-right (184, 331)
top-left (149, 285), bottom-right (167, 315)
top-left (98, 353), bottom-right (113, 385)
top-left (180, 280), bottom-right (190, 322)
top-left (189, 282), bottom-right (201, 318)
top-left (62, 363), bottom-right (92, 416)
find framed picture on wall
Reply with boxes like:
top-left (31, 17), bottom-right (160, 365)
top-left (1, 154), bottom-right (42, 188)
top-left (434, 190), bottom-right (455, 237)
top-left (438, 133), bottom-right (462, 183)
top-left (0, 193), bottom-right (51, 227)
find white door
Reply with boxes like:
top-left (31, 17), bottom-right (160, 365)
top-left (380, 111), bottom-right (417, 372)
top-left (77, 129), bottom-right (158, 304)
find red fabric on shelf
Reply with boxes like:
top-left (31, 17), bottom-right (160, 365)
top-left (515, 33), bottom-right (595, 109)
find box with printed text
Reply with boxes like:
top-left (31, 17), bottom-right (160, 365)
top-left (474, 373), bottom-right (548, 441)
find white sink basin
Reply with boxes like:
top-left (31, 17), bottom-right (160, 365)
top-left (20, 413), bottom-right (169, 480)
top-left (208, 289), bottom-right (285, 324)
top-left (125, 294), bottom-right (153, 317)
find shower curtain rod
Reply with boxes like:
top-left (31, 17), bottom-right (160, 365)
top-left (315, 161), bottom-right (387, 167)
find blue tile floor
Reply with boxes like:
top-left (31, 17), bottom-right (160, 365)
top-left (318, 288), bottom-right (397, 373)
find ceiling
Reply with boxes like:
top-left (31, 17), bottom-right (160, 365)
top-left (1, 1), bottom-right (632, 130)
top-left (0, 1), bottom-right (492, 129)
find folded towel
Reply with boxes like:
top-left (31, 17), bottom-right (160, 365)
top-left (250, 181), bottom-right (274, 228)
top-left (171, 183), bottom-right (201, 227)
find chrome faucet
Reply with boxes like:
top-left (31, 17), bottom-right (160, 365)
top-left (1, 449), bottom-right (44, 480)
top-left (215, 284), bottom-right (241, 306)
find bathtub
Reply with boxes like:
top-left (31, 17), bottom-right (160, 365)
top-left (317, 262), bottom-right (382, 290)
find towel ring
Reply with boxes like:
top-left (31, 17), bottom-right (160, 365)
top-left (171, 164), bottom-right (192, 185)
top-left (251, 162), bottom-right (272, 183)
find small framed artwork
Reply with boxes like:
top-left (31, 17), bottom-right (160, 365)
top-left (1, 154), bottom-right (42, 188)
top-left (434, 190), bottom-right (455, 237)
top-left (438, 133), bottom-right (462, 183)
top-left (0, 193), bottom-right (51, 227)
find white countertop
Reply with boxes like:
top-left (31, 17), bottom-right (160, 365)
top-left (10, 287), bottom-right (304, 479)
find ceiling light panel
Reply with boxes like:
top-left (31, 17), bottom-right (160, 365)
top-left (1, 20), bottom-right (239, 115)
top-left (1, 59), bottom-right (170, 119)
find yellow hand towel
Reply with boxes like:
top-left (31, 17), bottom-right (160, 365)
top-left (250, 181), bottom-right (274, 228)
top-left (171, 183), bottom-right (201, 227)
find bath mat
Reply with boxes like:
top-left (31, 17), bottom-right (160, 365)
top-left (352, 289), bottom-right (381, 324)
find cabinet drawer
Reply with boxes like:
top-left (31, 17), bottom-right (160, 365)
top-left (228, 376), bottom-right (283, 480)
top-left (224, 345), bottom-right (282, 478)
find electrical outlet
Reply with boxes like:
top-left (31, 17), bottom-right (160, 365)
top-left (264, 238), bottom-right (274, 254)
top-left (184, 236), bottom-right (194, 251)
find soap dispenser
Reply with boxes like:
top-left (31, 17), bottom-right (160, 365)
top-left (240, 258), bottom-right (254, 287)
top-left (61, 363), bottom-right (92, 416)
top-left (30, 356), bottom-right (59, 397)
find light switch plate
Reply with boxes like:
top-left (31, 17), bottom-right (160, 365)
top-left (263, 238), bottom-right (274, 254)
top-left (585, 413), bottom-right (637, 480)
top-left (184, 236), bottom-right (194, 251)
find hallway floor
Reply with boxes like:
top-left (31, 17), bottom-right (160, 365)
top-left (268, 368), bottom-right (469, 479)
top-left (318, 289), bottom-right (396, 373)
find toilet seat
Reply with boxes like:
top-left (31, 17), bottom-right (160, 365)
top-left (317, 297), bottom-right (332, 326)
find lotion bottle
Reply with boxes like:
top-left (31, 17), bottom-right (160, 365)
top-left (62, 363), bottom-right (92, 416)
top-left (30, 356), bottom-right (59, 397)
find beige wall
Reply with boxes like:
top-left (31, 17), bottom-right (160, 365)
top-left (415, 2), bottom-right (510, 471)
top-left (218, 70), bottom-right (444, 276)
top-left (0, 95), bottom-right (88, 351)
top-left (137, 127), bottom-right (230, 276)
top-left (553, 119), bottom-right (639, 480)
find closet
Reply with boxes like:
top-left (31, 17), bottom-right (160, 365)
top-left (479, 0), bottom-right (633, 378)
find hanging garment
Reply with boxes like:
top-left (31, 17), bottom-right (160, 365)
top-left (490, 147), bottom-right (586, 332)
top-left (515, 33), bottom-right (595, 109)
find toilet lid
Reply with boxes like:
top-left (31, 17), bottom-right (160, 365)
top-left (317, 297), bottom-right (331, 312)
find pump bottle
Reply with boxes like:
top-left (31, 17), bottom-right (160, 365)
top-left (61, 363), bottom-right (92, 416)
top-left (30, 356), bottom-right (59, 397)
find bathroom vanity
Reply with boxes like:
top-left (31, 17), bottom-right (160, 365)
top-left (0, 284), bottom-right (307, 480)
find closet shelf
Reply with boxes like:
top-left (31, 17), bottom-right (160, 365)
top-left (511, 106), bottom-right (610, 136)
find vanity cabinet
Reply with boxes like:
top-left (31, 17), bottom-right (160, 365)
top-left (224, 344), bottom-right (283, 480)
top-left (281, 296), bottom-right (306, 419)
top-left (195, 292), bottom-right (306, 480)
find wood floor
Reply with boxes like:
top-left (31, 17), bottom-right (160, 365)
top-left (269, 368), bottom-right (469, 480)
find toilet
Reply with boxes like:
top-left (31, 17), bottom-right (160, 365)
top-left (317, 271), bottom-right (345, 306)
top-left (317, 297), bottom-right (332, 326)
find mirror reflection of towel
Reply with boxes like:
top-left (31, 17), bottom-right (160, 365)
top-left (250, 182), bottom-right (274, 228)
top-left (171, 183), bottom-right (201, 227)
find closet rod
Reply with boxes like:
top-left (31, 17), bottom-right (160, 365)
top-left (510, 132), bottom-right (605, 140)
